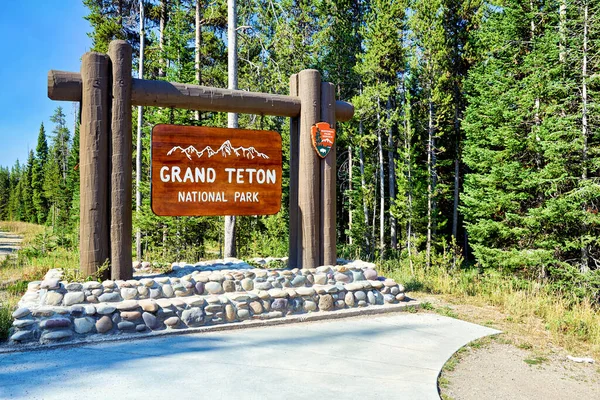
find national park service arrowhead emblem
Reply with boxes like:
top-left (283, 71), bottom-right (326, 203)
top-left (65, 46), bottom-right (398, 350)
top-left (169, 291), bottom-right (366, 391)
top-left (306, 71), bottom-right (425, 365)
top-left (311, 122), bottom-right (336, 158)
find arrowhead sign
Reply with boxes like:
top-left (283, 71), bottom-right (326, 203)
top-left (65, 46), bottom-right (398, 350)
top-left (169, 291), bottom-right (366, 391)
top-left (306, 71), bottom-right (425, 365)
top-left (311, 122), bottom-right (336, 158)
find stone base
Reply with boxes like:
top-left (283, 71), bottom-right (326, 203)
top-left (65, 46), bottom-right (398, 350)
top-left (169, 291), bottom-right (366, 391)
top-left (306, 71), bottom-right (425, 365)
top-left (9, 259), bottom-right (410, 346)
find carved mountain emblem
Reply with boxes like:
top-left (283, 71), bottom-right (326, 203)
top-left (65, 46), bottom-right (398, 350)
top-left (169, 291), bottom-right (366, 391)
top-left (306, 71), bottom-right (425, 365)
top-left (167, 140), bottom-right (269, 160)
top-left (311, 122), bottom-right (336, 159)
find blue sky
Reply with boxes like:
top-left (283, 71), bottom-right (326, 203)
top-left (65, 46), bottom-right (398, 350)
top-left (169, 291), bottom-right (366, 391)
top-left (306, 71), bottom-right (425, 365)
top-left (0, 1), bottom-right (91, 169)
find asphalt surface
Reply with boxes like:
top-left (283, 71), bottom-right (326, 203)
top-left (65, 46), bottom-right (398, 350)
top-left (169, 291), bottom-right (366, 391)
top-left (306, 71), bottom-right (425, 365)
top-left (0, 312), bottom-right (499, 399)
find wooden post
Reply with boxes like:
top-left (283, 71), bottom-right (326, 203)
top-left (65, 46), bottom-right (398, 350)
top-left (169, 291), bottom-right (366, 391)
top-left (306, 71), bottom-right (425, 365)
top-left (297, 70), bottom-right (321, 268)
top-left (80, 52), bottom-right (110, 278)
top-left (321, 82), bottom-right (336, 265)
top-left (289, 73), bottom-right (299, 268)
top-left (108, 41), bottom-right (133, 280)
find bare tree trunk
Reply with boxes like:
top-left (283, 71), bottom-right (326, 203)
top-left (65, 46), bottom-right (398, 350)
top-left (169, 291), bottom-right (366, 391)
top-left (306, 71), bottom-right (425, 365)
top-left (135, 0), bottom-right (145, 261)
top-left (402, 75), bottom-right (414, 274)
top-left (559, 0), bottom-right (567, 63)
top-left (358, 122), bottom-right (369, 251)
top-left (195, 0), bottom-right (202, 121)
top-left (376, 98), bottom-right (385, 256)
top-left (159, 0), bottom-right (166, 78)
top-left (530, 0), bottom-right (542, 159)
top-left (452, 80), bottom-right (460, 268)
top-left (162, 224), bottom-right (167, 258)
top-left (426, 78), bottom-right (436, 269)
top-left (224, 0), bottom-right (238, 258)
top-left (371, 167), bottom-right (378, 258)
top-left (581, 0), bottom-right (590, 273)
top-left (387, 97), bottom-right (396, 250)
top-left (348, 143), bottom-right (353, 246)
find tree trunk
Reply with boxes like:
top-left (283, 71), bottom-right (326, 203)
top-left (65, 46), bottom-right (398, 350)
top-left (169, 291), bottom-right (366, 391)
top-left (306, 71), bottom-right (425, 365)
top-left (452, 77), bottom-right (460, 268)
top-left (348, 143), bottom-right (353, 246)
top-left (581, 0), bottom-right (590, 273)
top-left (224, 0), bottom-right (238, 258)
top-left (135, 0), bottom-right (145, 261)
top-left (377, 98), bottom-right (385, 256)
top-left (387, 97), bottom-right (396, 250)
top-left (195, 0), bottom-right (202, 121)
top-left (402, 75), bottom-right (414, 274)
top-left (159, 0), bottom-right (166, 78)
top-left (559, 0), bottom-right (567, 63)
top-left (426, 78), bottom-right (436, 269)
top-left (371, 166), bottom-right (378, 258)
top-left (358, 123), bottom-right (369, 251)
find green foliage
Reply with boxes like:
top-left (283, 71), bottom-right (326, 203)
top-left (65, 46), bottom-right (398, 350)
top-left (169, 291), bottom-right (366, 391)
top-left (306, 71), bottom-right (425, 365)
top-left (83, 0), bottom-right (140, 53)
top-left (462, 0), bottom-right (600, 277)
top-left (523, 356), bottom-right (548, 366)
top-left (32, 123), bottom-right (48, 224)
top-left (0, 2), bottom-right (599, 314)
top-left (0, 303), bottom-right (13, 341)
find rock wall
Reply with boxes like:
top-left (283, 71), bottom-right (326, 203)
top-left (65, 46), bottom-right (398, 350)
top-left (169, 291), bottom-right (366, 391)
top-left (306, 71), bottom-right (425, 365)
top-left (10, 260), bottom-right (407, 345)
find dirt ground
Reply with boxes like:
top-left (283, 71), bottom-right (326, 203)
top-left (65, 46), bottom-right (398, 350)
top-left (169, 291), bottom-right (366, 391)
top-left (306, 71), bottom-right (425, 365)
top-left (421, 294), bottom-right (600, 400)
top-left (440, 341), bottom-right (600, 400)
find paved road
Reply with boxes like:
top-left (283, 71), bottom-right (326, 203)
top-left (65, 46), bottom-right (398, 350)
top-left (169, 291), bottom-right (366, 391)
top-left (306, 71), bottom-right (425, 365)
top-left (0, 313), bottom-right (499, 399)
top-left (0, 231), bottom-right (22, 260)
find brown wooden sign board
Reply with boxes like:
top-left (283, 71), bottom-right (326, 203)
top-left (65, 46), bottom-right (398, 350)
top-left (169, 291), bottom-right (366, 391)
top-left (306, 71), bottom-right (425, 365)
top-left (151, 124), bottom-right (282, 216)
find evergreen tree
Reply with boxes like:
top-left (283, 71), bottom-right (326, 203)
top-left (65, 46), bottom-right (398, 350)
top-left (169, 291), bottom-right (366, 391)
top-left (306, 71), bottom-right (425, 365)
top-left (67, 116), bottom-right (81, 235)
top-left (462, 0), bottom-right (600, 276)
top-left (84, 0), bottom-right (140, 53)
top-left (32, 123), bottom-right (49, 224)
top-left (22, 150), bottom-right (36, 223)
top-left (0, 167), bottom-right (10, 220)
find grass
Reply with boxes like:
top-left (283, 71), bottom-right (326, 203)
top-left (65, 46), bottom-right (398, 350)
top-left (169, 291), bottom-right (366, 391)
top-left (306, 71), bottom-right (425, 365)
top-left (0, 221), bottom-right (80, 341)
top-left (0, 221), bottom-right (44, 241)
top-left (523, 356), bottom-right (548, 366)
top-left (380, 260), bottom-right (600, 360)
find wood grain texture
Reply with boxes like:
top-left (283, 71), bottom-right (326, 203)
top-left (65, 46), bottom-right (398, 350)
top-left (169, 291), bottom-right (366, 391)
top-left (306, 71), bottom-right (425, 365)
top-left (321, 82), bottom-right (337, 266)
top-left (288, 73), bottom-right (299, 268)
top-left (47, 70), bottom-right (355, 121)
top-left (132, 79), bottom-right (300, 117)
top-left (298, 69), bottom-right (321, 269)
top-left (80, 52), bottom-right (110, 279)
top-left (108, 40), bottom-right (133, 280)
top-left (151, 125), bottom-right (282, 216)
top-left (47, 70), bottom-right (82, 101)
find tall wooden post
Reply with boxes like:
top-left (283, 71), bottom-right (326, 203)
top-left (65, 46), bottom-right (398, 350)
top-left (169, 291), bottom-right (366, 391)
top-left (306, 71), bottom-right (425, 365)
top-left (108, 41), bottom-right (133, 280)
top-left (320, 82), bottom-right (337, 265)
top-left (289, 73), bottom-right (300, 268)
top-left (80, 53), bottom-right (110, 278)
top-left (297, 70), bottom-right (321, 268)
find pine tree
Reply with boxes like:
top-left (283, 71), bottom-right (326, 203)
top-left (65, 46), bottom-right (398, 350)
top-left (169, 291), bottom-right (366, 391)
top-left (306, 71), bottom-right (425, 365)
top-left (84, 0), bottom-right (140, 53)
top-left (32, 123), bottom-right (49, 224)
top-left (67, 116), bottom-right (81, 236)
top-left (0, 166), bottom-right (9, 220)
top-left (22, 150), bottom-right (36, 223)
top-left (462, 0), bottom-right (600, 276)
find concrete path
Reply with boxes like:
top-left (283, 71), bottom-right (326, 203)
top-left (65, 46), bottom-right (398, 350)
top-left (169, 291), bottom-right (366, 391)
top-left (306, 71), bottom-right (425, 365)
top-left (0, 313), bottom-right (499, 399)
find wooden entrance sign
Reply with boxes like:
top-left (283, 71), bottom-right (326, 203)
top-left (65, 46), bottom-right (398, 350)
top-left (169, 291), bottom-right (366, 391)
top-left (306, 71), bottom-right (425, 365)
top-left (151, 125), bottom-right (282, 216)
top-left (47, 40), bottom-right (354, 277)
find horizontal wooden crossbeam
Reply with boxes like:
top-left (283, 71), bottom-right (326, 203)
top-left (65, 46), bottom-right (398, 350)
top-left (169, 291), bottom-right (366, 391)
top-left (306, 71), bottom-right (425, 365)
top-left (48, 70), bottom-right (355, 122)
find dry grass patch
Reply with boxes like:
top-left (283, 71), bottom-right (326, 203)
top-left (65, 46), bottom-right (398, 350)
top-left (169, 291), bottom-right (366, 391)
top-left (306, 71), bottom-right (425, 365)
top-left (380, 262), bottom-right (600, 361)
top-left (0, 221), bottom-right (80, 341)
top-left (0, 221), bottom-right (44, 246)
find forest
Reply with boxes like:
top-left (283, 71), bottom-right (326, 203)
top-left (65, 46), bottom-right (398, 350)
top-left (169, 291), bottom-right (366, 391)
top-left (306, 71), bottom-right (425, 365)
top-left (0, 0), bottom-right (599, 302)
